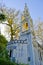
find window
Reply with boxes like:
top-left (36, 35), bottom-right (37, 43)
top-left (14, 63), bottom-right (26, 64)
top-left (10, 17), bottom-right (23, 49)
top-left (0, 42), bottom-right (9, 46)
top-left (22, 22), bottom-right (28, 31)
top-left (9, 50), bottom-right (12, 57)
top-left (26, 23), bottom-right (28, 27)
top-left (28, 57), bottom-right (30, 61)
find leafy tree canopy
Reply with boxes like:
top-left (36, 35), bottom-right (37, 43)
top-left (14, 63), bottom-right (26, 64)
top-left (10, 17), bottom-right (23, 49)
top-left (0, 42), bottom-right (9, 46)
top-left (0, 34), bottom-right (8, 53)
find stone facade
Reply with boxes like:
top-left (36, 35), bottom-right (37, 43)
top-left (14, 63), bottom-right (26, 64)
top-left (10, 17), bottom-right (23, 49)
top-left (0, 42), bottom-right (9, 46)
top-left (7, 30), bottom-right (43, 65)
top-left (7, 4), bottom-right (43, 64)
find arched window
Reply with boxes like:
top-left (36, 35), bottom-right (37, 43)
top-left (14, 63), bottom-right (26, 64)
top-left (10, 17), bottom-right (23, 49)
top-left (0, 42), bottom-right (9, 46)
top-left (9, 50), bottom-right (12, 57)
top-left (22, 22), bottom-right (28, 31)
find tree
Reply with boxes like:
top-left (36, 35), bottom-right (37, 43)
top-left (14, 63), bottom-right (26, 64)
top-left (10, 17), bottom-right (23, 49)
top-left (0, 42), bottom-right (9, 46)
top-left (34, 21), bottom-right (43, 44)
top-left (0, 34), bottom-right (8, 55)
top-left (4, 23), bottom-right (20, 40)
top-left (0, 4), bottom-right (7, 22)
top-left (0, 5), bottom-right (20, 40)
top-left (0, 34), bottom-right (10, 60)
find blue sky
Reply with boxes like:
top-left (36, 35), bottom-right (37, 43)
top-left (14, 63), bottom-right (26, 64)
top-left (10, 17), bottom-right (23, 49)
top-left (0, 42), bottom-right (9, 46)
top-left (0, 0), bottom-right (43, 24)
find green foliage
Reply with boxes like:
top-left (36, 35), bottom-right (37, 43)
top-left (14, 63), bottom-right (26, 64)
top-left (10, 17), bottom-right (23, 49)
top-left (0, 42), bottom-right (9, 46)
top-left (0, 34), bottom-right (8, 52)
top-left (0, 49), bottom-right (10, 61)
top-left (0, 58), bottom-right (17, 65)
top-left (0, 34), bottom-right (7, 44)
top-left (18, 63), bottom-right (28, 65)
top-left (0, 13), bottom-right (6, 22)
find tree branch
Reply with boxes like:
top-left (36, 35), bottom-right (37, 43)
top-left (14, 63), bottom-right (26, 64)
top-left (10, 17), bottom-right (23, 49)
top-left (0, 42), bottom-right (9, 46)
top-left (1, 23), bottom-right (11, 26)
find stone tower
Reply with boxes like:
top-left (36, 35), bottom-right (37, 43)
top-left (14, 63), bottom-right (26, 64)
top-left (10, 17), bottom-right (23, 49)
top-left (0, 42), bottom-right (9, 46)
top-left (20, 3), bottom-right (35, 65)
